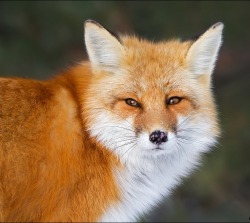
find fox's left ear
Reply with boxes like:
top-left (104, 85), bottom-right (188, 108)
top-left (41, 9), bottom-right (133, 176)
top-left (186, 22), bottom-right (224, 77)
top-left (84, 19), bottom-right (125, 73)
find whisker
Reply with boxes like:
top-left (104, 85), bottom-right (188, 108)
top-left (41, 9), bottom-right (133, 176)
top-left (111, 140), bottom-right (137, 153)
top-left (176, 115), bottom-right (194, 128)
top-left (105, 138), bottom-right (137, 148)
top-left (122, 143), bottom-right (137, 162)
top-left (90, 125), bottom-right (137, 134)
top-left (175, 142), bottom-right (182, 163)
top-left (176, 135), bottom-right (197, 144)
top-left (177, 141), bottom-right (189, 162)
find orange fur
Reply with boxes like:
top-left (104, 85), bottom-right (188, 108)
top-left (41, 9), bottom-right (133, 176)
top-left (0, 20), bottom-right (222, 222)
top-left (0, 66), bottom-right (120, 222)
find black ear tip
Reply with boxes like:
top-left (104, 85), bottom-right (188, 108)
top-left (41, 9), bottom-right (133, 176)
top-left (211, 22), bottom-right (224, 30)
top-left (84, 19), bottom-right (103, 28)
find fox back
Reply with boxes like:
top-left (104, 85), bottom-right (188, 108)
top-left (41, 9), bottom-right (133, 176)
top-left (0, 20), bottom-right (223, 222)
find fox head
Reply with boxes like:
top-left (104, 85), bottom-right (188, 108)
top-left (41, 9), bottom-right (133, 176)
top-left (83, 20), bottom-right (223, 164)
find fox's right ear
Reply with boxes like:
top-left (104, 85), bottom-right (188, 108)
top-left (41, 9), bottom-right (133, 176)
top-left (186, 22), bottom-right (224, 77)
top-left (84, 20), bottom-right (125, 73)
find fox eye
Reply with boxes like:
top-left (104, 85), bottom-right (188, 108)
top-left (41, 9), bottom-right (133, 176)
top-left (167, 96), bottom-right (182, 105)
top-left (125, 98), bottom-right (140, 107)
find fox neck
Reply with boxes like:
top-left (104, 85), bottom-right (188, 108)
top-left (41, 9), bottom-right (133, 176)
top-left (99, 145), bottom-right (201, 222)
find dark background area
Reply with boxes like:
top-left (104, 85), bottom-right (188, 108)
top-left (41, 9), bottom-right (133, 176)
top-left (0, 1), bottom-right (249, 222)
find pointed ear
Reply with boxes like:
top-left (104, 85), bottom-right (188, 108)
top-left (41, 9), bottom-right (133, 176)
top-left (186, 22), bottom-right (224, 76)
top-left (84, 19), bottom-right (125, 73)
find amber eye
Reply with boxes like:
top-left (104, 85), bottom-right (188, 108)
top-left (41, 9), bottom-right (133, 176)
top-left (167, 96), bottom-right (182, 105)
top-left (125, 98), bottom-right (140, 107)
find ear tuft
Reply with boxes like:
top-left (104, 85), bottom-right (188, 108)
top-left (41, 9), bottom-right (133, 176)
top-left (84, 19), bottom-right (125, 73)
top-left (186, 22), bottom-right (224, 76)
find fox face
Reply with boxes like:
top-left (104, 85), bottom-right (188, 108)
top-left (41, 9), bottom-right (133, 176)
top-left (84, 20), bottom-right (222, 164)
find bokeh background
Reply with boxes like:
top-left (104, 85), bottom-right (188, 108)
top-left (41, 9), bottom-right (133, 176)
top-left (0, 1), bottom-right (249, 222)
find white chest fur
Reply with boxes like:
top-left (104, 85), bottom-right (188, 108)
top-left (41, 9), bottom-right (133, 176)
top-left (99, 151), bottom-right (201, 222)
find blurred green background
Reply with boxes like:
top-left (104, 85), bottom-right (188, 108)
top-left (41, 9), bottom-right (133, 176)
top-left (0, 1), bottom-right (249, 222)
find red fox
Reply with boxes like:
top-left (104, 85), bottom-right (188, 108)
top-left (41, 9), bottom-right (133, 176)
top-left (0, 19), bottom-right (223, 222)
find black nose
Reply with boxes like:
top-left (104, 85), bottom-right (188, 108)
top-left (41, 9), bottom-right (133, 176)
top-left (149, 130), bottom-right (168, 145)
